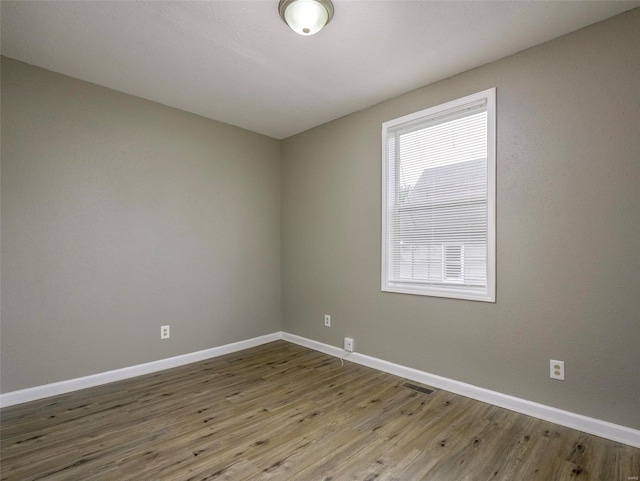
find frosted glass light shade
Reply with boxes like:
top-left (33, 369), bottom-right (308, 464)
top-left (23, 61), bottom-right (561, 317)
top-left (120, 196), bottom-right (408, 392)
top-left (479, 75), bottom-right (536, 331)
top-left (279, 0), bottom-right (334, 36)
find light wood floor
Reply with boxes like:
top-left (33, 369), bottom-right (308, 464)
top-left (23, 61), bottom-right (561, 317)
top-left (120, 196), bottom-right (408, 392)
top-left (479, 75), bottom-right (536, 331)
top-left (1, 341), bottom-right (638, 480)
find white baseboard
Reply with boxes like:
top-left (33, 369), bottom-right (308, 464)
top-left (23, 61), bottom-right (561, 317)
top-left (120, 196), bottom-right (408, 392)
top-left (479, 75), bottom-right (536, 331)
top-left (282, 332), bottom-right (640, 449)
top-left (0, 332), bottom-right (282, 408)
top-left (3, 330), bottom-right (638, 448)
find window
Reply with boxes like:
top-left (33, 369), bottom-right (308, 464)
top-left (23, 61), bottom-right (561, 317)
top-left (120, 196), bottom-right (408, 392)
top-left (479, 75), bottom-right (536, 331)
top-left (382, 88), bottom-right (496, 302)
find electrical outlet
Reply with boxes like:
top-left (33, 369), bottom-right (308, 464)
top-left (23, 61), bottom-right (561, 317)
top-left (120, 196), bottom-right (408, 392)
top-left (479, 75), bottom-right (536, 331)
top-left (324, 315), bottom-right (331, 327)
top-left (344, 337), bottom-right (354, 352)
top-left (550, 359), bottom-right (564, 380)
top-left (161, 325), bottom-right (170, 340)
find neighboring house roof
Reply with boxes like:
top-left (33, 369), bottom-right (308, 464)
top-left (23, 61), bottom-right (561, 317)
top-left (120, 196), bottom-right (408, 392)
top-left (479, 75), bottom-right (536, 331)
top-left (399, 158), bottom-right (487, 244)
top-left (404, 158), bottom-right (486, 208)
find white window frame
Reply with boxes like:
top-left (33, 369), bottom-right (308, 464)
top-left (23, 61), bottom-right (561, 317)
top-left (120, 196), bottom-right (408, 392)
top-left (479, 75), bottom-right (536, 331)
top-left (381, 88), bottom-right (496, 302)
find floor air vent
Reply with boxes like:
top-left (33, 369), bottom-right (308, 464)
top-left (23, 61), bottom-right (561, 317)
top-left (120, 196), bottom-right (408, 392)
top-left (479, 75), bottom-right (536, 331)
top-left (403, 383), bottom-right (434, 395)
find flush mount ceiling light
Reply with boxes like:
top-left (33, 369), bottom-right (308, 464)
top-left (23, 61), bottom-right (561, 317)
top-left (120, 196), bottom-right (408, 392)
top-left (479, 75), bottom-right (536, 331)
top-left (278, 0), bottom-right (334, 36)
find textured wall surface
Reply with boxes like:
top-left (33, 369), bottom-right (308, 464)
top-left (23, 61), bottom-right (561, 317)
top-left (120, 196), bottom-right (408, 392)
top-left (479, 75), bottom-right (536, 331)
top-left (1, 58), bottom-right (281, 392)
top-left (281, 10), bottom-right (640, 429)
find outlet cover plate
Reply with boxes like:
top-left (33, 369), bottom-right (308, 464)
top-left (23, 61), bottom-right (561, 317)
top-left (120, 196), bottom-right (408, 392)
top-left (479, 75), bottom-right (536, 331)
top-left (161, 325), bottom-right (170, 340)
top-left (344, 337), bottom-right (354, 352)
top-left (550, 359), bottom-right (564, 380)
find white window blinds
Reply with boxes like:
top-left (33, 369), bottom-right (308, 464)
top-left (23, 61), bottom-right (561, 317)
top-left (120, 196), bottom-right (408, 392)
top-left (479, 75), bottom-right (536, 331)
top-left (382, 89), bottom-right (496, 302)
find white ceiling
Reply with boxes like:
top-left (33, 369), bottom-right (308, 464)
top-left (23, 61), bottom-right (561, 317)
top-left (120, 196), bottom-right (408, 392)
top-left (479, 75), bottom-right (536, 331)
top-left (2, 1), bottom-right (638, 139)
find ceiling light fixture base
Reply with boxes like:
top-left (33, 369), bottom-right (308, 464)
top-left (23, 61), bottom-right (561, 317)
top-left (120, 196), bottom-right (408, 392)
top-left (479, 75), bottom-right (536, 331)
top-left (278, 0), bottom-right (334, 36)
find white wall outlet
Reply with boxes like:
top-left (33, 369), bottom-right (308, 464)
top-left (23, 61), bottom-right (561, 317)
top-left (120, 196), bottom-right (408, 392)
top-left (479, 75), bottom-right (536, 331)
top-left (550, 359), bottom-right (564, 380)
top-left (161, 325), bottom-right (170, 340)
top-left (324, 315), bottom-right (331, 327)
top-left (344, 337), bottom-right (354, 352)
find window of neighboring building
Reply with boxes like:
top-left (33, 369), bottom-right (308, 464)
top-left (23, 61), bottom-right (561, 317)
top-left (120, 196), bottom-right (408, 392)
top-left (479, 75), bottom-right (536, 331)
top-left (381, 88), bottom-right (496, 302)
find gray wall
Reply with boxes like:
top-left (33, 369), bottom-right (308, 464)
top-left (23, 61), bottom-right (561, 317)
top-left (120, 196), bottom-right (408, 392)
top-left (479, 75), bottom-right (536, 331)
top-left (281, 9), bottom-right (640, 429)
top-left (1, 57), bottom-right (281, 393)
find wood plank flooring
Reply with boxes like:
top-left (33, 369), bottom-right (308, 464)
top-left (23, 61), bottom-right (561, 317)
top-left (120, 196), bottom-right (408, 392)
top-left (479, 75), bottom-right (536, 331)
top-left (1, 341), bottom-right (638, 480)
